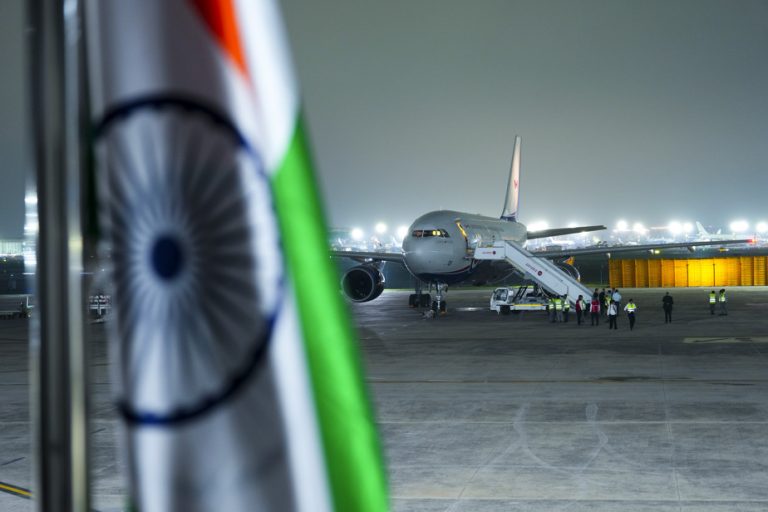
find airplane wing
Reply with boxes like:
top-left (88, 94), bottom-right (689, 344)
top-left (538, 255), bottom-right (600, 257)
top-left (527, 225), bottom-right (606, 239)
top-left (329, 249), bottom-right (406, 264)
top-left (531, 239), bottom-right (754, 258)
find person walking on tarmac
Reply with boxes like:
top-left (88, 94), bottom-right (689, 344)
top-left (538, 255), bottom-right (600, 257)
top-left (575, 294), bottom-right (586, 325)
top-left (624, 299), bottom-right (638, 330)
top-left (612, 289), bottom-right (623, 313)
top-left (719, 288), bottom-right (728, 316)
top-left (548, 295), bottom-right (556, 323)
top-left (599, 288), bottom-right (607, 315)
top-left (709, 290), bottom-right (717, 315)
top-left (562, 295), bottom-right (570, 323)
top-left (662, 292), bottom-right (674, 323)
top-left (607, 299), bottom-right (618, 330)
top-left (554, 295), bottom-right (564, 322)
top-left (590, 293), bottom-right (601, 326)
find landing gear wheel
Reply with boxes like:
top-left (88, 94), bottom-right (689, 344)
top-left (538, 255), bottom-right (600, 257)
top-left (408, 294), bottom-right (418, 307)
top-left (419, 293), bottom-right (431, 308)
top-left (431, 301), bottom-right (447, 313)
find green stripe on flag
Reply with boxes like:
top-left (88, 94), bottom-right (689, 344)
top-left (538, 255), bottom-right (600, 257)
top-left (272, 116), bottom-right (389, 512)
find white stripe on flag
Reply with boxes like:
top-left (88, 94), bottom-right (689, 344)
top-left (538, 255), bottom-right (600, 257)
top-left (234, 0), bottom-right (299, 172)
top-left (270, 287), bottom-right (332, 512)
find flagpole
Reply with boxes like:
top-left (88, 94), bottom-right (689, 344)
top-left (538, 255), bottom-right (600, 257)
top-left (29, 0), bottom-right (89, 510)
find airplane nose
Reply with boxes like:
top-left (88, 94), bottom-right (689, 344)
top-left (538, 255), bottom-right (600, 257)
top-left (403, 238), bottom-right (452, 274)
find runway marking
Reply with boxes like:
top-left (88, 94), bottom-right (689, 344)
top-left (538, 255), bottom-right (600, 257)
top-left (0, 481), bottom-right (31, 499)
top-left (684, 336), bottom-right (768, 344)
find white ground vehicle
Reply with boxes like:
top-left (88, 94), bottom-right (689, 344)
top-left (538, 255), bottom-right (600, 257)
top-left (490, 284), bottom-right (549, 315)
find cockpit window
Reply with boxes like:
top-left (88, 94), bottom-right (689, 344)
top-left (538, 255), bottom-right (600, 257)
top-left (411, 229), bottom-right (450, 238)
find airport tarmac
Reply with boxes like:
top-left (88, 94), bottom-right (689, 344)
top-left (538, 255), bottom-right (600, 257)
top-left (354, 287), bottom-right (768, 512)
top-left (2, 287), bottom-right (768, 510)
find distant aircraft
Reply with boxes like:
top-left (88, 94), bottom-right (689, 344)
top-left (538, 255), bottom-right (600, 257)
top-left (333, 137), bottom-right (749, 310)
top-left (694, 221), bottom-right (743, 242)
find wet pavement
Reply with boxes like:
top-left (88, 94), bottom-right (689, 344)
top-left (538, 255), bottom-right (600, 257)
top-left (352, 287), bottom-right (768, 512)
top-left (3, 287), bottom-right (768, 511)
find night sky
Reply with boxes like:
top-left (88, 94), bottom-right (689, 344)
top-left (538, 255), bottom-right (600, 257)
top-left (1, 1), bottom-right (767, 238)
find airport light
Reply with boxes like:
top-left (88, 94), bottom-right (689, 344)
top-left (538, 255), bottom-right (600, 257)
top-left (374, 222), bottom-right (387, 235)
top-left (616, 220), bottom-right (628, 231)
top-left (668, 221), bottom-right (683, 236)
top-left (350, 227), bottom-right (364, 241)
top-left (682, 222), bottom-right (693, 234)
top-left (528, 220), bottom-right (549, 232)
top-left (730, 220), bottom-right (749, 233)
top-left (396, 225), bottom-right (409, 239)
top-left (756, 222), bottom-right (768, 234)
top-left (633, 222), bottom-right (647, 235)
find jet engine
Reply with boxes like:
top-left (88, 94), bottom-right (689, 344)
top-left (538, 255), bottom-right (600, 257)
top-left (341, 265), bottom-right (385, 302)
top-left (555, 262), bottom-right (581, 281)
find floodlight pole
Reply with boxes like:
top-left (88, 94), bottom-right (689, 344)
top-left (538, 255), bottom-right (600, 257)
top-left (29, 0), bottom-right (89, 510)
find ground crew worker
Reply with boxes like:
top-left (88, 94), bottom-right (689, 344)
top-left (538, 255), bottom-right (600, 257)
top-left (624, 299), bottom-right (638, 330)
top-left (554, 296), bottom-right (563, 322)
top-left (590, 293), bottom-right (601, 326)
top-left (662, 292), bottom-right (674, 323)
top-left (709, 290), bottom-right (717, 315)
top-left (719, 288), bottom-right (728, 316)
top-left (607, 299), bottom-right (618, 330)
top-left (548, 296), bottom-right (556, 323)
top-left (562, 295), bottom-right (570, 323)
top-left (603, 289), bottom-right (611, 316)
top-left (598, 288), bottom-right (606, 315)
top-left (575, 294), bottom-right (586, 325)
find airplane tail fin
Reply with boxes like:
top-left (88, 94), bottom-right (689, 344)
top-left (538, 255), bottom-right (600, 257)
top-left (695, 221), bottom-right (709, 235)
top-left (501, 135), bottom-right (521, 221)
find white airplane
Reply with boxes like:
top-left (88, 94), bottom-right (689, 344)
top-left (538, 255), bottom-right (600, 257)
top-left (333, 137), bottom-right (750, 310)
top-left (694, 221), bottom-right (746, 242)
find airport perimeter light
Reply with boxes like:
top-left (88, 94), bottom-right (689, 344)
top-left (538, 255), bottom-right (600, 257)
top-left (374, 222), bottom-right (387, 235)
top-left (350, 227), bottom-right (364, 241)
top-left (396, 225), bottom-right (409, 240)
top-left (683, 222), bottom-right (693, 234)
top-left (616, 220), bottom-right (628, 231)
top-left (730, 220), bottom-right (749, 233)
top-left (756, 222), bottom-right (768, 234)
top-left (668, 221), bottom-right (683, 236)
top-left (633, 222), bottom-right (647, 235)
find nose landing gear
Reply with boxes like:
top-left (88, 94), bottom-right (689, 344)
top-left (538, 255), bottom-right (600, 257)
top-left (408, 279), bottom-right (431, 308)
top-left (431, 283), bottom-right (448, 317)
top-left (409, 281), bottom-right (447, 317)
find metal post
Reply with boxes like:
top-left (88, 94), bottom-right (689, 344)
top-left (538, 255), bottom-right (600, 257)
top-left (28, 0), bottom-right (89, 510)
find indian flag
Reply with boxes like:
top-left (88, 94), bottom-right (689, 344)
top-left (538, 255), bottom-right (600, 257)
top-left (85, 1), bottom-right (388, 510)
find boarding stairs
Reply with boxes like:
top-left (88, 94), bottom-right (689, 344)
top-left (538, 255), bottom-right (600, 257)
top-left (473, 241), bottom-right (592, 305)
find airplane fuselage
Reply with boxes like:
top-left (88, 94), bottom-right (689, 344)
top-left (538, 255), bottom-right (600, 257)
top-left (401, 210), bottom-right (527, 284)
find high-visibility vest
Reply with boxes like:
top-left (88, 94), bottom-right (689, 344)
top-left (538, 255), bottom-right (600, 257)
top-left (719, 292), bottom-right (726, 303)
top-left (563, 300), bottom-right (570, 311)
top-left (554, 298), bottom-right (563, 311)
top-left (709, 293), bottom-right (716, 304)
top-left (626, 302), bottom-right (637, 313)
